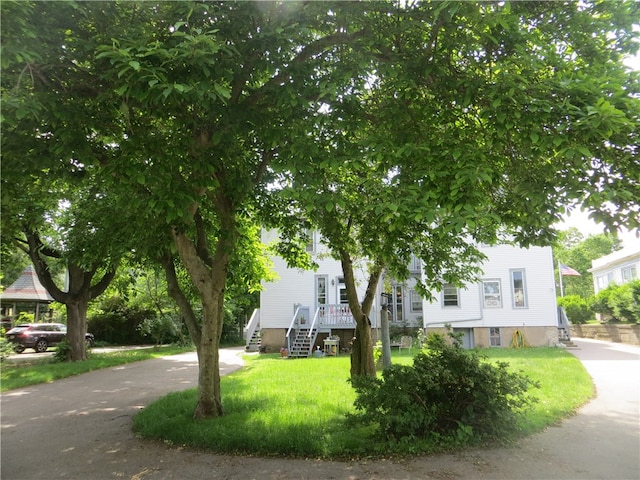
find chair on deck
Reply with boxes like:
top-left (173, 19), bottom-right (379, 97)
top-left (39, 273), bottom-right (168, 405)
top-left (398, 335), bottom-right (413, 353)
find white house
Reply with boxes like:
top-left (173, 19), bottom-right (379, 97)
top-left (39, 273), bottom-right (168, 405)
top-left (589, 246), bottom-right (640, 294)
top-left (421, 243), bottom-right (560, 349)
top-left (247, 231), bottom-right (561, 355)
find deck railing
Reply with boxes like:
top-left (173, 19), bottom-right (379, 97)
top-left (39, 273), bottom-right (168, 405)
top-left (317, 304), bottom-right (355, 328)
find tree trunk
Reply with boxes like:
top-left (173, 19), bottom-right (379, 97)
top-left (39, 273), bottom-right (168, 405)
top-left (340, 250), bottom-right (381, 378)
top-left (66, 299), bottom-right (89, 361)
top-left (193, 299), bottom-right (224, 417)
top-left (171, 204), bottom-right (236, 419)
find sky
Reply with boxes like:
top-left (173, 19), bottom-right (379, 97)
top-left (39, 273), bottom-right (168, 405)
top-left (555, 50), bottom-right (640, 250)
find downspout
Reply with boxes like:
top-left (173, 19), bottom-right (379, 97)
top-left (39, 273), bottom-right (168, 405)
top-left (423, 282), bottom-right (484, 328)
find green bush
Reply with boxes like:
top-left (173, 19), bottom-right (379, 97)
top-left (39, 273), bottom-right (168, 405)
top-left (557, 295), bottom-right (592, 324)
top-left (87, 297), bottom-right (153, 345)
top-left (138, 314), bottom-right (185, 345)
top-left (593, 280), bottom-right (640, 323)
top-left (348, 332), bottom-right (539, 445)
top-left (609, 281), bottom-right (640, 323)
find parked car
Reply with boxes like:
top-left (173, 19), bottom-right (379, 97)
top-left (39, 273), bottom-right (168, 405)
top-left (5, 323), bottom-right (95, 353)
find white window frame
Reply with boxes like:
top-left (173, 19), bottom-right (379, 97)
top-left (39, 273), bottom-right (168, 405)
top-left (442, 283), bottom-right (460, 307)
top-left (304, 229), bottom-right (315, 253)
top-left (621, 265), bottom-right (637, 282)
top-left (483, 279), bottom-right (502, 308)
top-left (337, 277), bottom-right (348, 305)
top-left (489, 327), bottom-right (501, 347)
top-left (410, 289), bottom-right (423, 312)
top-left (510, 269), bottom-right (527, 309)
top-left (315, 275), bottom-right (328, 311)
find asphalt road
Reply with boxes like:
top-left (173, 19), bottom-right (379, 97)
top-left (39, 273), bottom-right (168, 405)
top-left (1, 339), bottom-right (638, 480)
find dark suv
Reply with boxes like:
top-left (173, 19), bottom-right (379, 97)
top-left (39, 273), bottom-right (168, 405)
top-left (5, 323), bottom-right (95, 353)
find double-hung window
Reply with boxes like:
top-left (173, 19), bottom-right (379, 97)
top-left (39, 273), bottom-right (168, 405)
top-left (483, 280), bottom-right (502, 308)
top-left (442, 283), bottom-right (459, 307)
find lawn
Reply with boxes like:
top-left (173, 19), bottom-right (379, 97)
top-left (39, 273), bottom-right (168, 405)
top-left (134, 347), bottom-right (593, 458)
top-left (0, 345), bottom-right (194, 392)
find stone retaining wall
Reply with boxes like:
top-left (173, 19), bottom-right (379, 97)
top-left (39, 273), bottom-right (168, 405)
top-left (570, 324), bottom-right (640, 346)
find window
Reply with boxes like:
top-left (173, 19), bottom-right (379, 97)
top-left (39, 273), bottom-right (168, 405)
top-left (409, 255), bottom-right (421, 273)
top-left (316, 275), bottom-right (328, 307)
top-left (337, 277), bottom-right (348, 304)
top-left (483, 280), bottom-right (502, 308)
top-left (442, 283), bottom-right (459, 307)
top-left (410, 290), bottom-right (423, 312)
top-left (391, 285), bottom-right (403, 322)
top-left (622, 266), bottom-right (637, 282)
top-left (490, 327), bottom-right (501, 347)
top-left (597, 275), bottom-right (608, 290)
top-left (510, 269), bottom-right (527, 308)
top-left (304, 229), bottom-right (314, 253)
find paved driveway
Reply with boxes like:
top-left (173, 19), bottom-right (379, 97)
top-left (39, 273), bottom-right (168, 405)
top-left (1, 340), bottom-right (638, 480)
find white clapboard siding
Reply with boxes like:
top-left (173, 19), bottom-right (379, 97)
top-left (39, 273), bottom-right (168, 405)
top-left (260, 230), bottom-right (370, 329)
top-left (423, 244), bottom-right (557, 328)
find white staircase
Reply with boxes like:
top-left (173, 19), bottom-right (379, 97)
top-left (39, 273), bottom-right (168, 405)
top-left (288, 327), bottom-right (318, 358)
top-left (245, 329), bottom-right (261, 352)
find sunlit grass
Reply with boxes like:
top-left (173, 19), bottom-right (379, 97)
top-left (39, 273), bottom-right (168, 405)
top-left (134, 347), bottom-right (593, 458)
top-left (0, 345), bottom-right (194, 392)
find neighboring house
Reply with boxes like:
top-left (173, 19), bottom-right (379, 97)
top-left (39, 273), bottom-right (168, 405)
top-left (248, 231), bottom-right (561, 355)
top-left (589, 246), bottom-right (640, 294)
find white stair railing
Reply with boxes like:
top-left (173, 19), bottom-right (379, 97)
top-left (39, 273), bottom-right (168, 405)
top-left (244, 309), bottom-right (260, 348)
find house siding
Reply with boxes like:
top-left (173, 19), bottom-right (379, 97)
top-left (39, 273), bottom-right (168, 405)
top-left (423, 244), bottom-right (557, 330)
top-left (260, 230), bottom-right (372, 330)
top-left (589, 246), bottom-right (640, 294)
top-left (259, 230), bottom-right (560, 349)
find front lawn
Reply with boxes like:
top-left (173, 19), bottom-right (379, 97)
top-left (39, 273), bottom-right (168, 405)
top-left (134, 347), bottom-right (593, 458)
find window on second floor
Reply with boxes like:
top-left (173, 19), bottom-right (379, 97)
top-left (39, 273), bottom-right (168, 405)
top-left (510, 269), bottom-right (527, 308)
top-left (442, 283), bottom-right (459, 307)
top-left (483, 280), bottom-right (502, 308)
top-left (304, 229), bottom-right (314, 253)
top-left (410, 289), bottom-right (423, 312)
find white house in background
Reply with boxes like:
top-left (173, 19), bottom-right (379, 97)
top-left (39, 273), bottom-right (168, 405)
top-left (421, 243), bottom-right (560, 349)
top-left (246, 230), bottom-right (561, 356)
top-left (589, 246), bottom-right (640, 294)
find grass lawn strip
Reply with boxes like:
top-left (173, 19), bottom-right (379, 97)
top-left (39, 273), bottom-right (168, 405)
top-left (134, 347), bottom-right (593, 458)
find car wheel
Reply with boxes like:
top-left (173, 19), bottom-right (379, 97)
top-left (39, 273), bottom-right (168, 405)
top-left (13, 345), bottom-right (25, 354)
top-left (85, 338), bottom-right (94, 348)
top-left (35, 339), bottom-right (48, 353)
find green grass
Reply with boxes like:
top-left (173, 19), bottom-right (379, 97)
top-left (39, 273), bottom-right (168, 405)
top-left (0, 345), bottom-right (194, 392)
top-left (134, 347), bottom-right (593, 458)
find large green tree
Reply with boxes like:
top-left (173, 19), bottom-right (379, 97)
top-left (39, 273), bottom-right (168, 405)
top-left (273, 0), bottom-right (640, 376)
top-left (554, 229), bottom-right (622, 297)
top-left (3, 0), bottom-right (639, 409)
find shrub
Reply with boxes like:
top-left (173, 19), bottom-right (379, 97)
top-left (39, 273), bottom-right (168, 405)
top-left (609, 281), bottom-right (640, 323)
top-left (138, 314), bottom-right (184, 345)
top-left (557, 295), bottom-right (592, 324)
top-left (349, 332), bottom-right (539, 445)
top-left (88, 298), bottom-right (153, 345)
top-left (593, 280), bottom-right (640, 323)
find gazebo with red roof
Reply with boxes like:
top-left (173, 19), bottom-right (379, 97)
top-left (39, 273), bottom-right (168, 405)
top-left (1, 265), bottom-right (54, 326)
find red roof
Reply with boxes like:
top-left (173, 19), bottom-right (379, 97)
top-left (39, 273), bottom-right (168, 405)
top-left (0, 265), bottom-right (54, 302)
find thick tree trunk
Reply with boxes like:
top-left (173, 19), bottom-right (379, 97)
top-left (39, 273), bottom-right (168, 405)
top-left (171, 204), bottom-right (236, 419)
top-left (193, 300), bottom-right (224, 417)
top-left (66, 299), bottom-right (89, 361)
